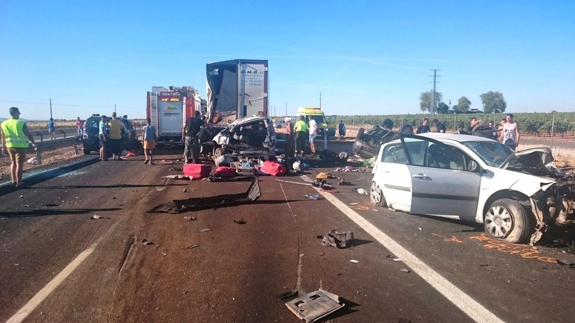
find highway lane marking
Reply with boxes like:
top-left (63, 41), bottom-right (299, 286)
top-left (6, 243), bottom-right (98, 323)
top-left (302, 176), bottom-right (504, 323)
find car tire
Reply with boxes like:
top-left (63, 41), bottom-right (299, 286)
top-left (370, 181), bottom-right (387, 207)
top-left (83, 149), bottom-right (90, 155)
top-left (356, 128), bottom-right (365, 139)
top-left (484, 198), bottom-right (532, 243)
top-left (400, 125), bottom-right (413, 134)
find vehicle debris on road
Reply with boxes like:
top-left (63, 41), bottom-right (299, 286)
top-left (305, 194), bottom-right (319, 200)
top-left (400, 268), bottom-right (411, 273)
top-left (199, 228), bottom-right (212, 233)
top-left (233, 219), bottom-right (246, 224)
top-left (285, 289), bottom-right (345, 323)
top-left (162, 175), bottom-right (193, 180)
top-left (349, 259), bottom-right (359, 263)
top-left (183, 216), bottom-right (197, 221)
top-left (356, 188), bottom-right (368, 195)
top-left (141, 239), bottom-right (153, 245)
top-left (90, 215), bottom-right (104, 220)
top-left (321, 230), bottom-right (354, 248)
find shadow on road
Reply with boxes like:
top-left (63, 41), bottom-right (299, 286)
top-left (317, 296), bottom-right (361, 322)
top-left (28, 183), bottom-right (187, 190)
top-left (0, 207), bottom-right (122, 218)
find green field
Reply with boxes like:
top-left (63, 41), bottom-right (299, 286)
top-left (336, 112), bottom-right (575, 137)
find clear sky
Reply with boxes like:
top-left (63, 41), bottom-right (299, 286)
top-left (1, 0), bottom-right (574, 120)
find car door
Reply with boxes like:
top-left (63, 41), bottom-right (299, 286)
top-left (375, 143), bottom-right (412, 211)
top-left (401, 135), bottom-right (481, 220)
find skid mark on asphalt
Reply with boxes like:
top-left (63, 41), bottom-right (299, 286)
top-left (6, 243), bottom-right (98, 323)
top-left (278, 181), bottom-right (305, 293)
top-left (302, 175), bottom-right (504, 323)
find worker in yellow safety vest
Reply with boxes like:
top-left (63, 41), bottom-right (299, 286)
top-left (0, 107), bottom-right (37, 187)
top-left (293, 115), bottom-right (309, 157)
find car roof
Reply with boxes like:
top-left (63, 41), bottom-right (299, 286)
top-left (417, 132), bottom-right (496, 143)
top-left (230, 116), bottom-right (269, 125)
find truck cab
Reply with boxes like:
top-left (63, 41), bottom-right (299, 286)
top-left (296, 107), bottom-right (336, 138)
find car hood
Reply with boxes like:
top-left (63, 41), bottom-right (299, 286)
top-left (501, 147), bottom-right (565, 179)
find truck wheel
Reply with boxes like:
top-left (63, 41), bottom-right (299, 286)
top-left (484, 199), bottom-right (532, 243)
top-left (83, 149), bottom-right (90, 155)
top-left (370, 181), bottom-right (387, 207)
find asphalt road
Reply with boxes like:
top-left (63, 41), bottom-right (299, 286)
top-left (1, 148), bottom-right (574, 322)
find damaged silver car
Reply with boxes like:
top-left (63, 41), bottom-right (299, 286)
top-left (211, 116), bottom-right (276, 158)
top-left (370, 133), bottom-right (575, 244)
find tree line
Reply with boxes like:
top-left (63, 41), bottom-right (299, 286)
top-left (419, 90), bottom-right (506, 114)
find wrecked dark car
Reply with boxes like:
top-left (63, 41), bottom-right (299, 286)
top-left (352, 119), bottom-right (413, 159)
top-left (211, 116), bottom-right (276, 158)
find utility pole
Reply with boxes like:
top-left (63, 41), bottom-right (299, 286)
top-left (114, 104), bottom-right (117, 114)
top-left (429, 69), bottom-right (440, 114)
top-left (319, 91), bottom-right (322, 109)
top-left (49, 98), bottom-right (53, 119)
top-left (285, 102), bottom-right (288, 117)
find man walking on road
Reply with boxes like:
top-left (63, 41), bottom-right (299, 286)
top-left (293, 116), bottom-right (309, 157)
top-left (183, 111), bottom-right (204, 164)
top-left (308, 115), bottom-right (318, 156)
top-left (108, 112), bottom-right (127, 161)
top-left (1, 107), bottom-right (37, 187)
top-left (142, 118), bottom-right (157, 165)
top-left (47, 118), bottom-right (56, 140)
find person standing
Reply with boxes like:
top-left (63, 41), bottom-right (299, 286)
top-left (142, 118), bottom-right (157, 165)
top-left (98, 115), bottom-right (108, 161)
top-left (76, 117), bottom-right (84, 137)
top-left (1, 107), bottom-right (37, 187)
top-left (308, 115), bottom-right (318, 156)
top-left (293, 116), bottom-right (309, 157)
top-left (432, 119), bottom-right (446, 133)
top-left (338, 120), bottom-right (346, 138)
top-left (183, 111), bottom-right (204, 164)
top-left (47, 118), bottom-right (56, 140)
top-left (497, 118), bottom-right (506, 142)
top-left (502, 113), bottom-right (520, 150)
top-left (415, 118), bottom-right (431, 134)
top-left (284, 117), bottom-right (295, 159)
top-left (108, 112), bottom-right (127, 161)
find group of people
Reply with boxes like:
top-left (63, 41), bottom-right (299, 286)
top-left (413, 113), bottom-right (520, 150)
top-left (96, 112), bottom-right (129, 161)
top-left (282, 115), bottom-right (317, 158)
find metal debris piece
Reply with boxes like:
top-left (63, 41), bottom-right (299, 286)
top-left (321, 230), bottom-right (354, 249)
top-left (141, 239), bottom-right (153, 245)
top-left (183, 216), bottom-right (197, 221)
top-left (285, 289), bottom-right (345, 323)
top-left (199, 228), bottom-right (212, 233)
top-left (305, 194), bottom-right (319, 200)
top-left (91, 215), bottom-right (104, 220)
top-left (349, 259), bottom-right (359, 263)
top-left (183, 189), bottom-right (187, 193)
top-left (233, 219), bottom-right (246, 224)
top-left (162, 175), bottom-right (193, 180)
top-left (187, 244), bottom-right (199, 249)
top-left (393, 258), bottom-right (402, 262)
top-left (356, 188), bottom-right (368, 195)
top-left (400, 268), bottom-right (411, 273)
top-left (349, 202), bottom-right (359, 206)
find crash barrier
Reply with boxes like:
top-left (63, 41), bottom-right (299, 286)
top-left (33, 128), bottom-right (77, 142)
top-left (0, 137), bottom-right (79, 165)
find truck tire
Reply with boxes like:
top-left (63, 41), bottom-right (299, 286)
top-left (484, 198), bottom-right (532, 243)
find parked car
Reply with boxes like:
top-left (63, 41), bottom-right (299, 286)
top-left (211, 116), bottom-right (276, 158)
top-left (370, 133), bottom-right (575, 244)
top-left (82, 114), bottom-right (141, 155)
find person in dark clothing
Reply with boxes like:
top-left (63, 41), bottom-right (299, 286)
top-left (415, 118), bottom-right (431, 134)
top-left (182, 111), bottom-right (204, 164)
top-left (338, 120), bottom-right (346, 138)
top-left (432, 119), bottom-right (446, 133)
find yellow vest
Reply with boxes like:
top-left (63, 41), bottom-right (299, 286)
top-left (1, 119), bottom-right (28, 148)
top-left (108, 119), bottom-right (123, 139)
top-left (294, 120), bottom-right (309, 133)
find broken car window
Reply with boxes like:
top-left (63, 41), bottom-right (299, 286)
top-left (463, 141), bottom-right (512, 167)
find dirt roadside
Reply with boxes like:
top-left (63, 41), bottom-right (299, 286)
top-left (0, 146), bottom-right (85, 181)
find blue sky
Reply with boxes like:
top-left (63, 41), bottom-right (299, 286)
top-left (1, 0), bottom-right (574, 120)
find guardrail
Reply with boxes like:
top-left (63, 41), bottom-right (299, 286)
top-left (1, 137), bottom-right (80, 165)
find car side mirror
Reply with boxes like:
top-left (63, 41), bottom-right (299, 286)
top-left (467, 160), bottom-right (480, 172)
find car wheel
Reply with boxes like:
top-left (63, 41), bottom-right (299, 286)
top-left (83, 149), bottom-right (90, 155)
top-left (370, 181), bottom-right (387, 207)
top-left (484, 198), bottom-right (532, 243)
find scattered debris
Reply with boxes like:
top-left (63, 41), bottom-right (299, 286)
top-left (479, 264), bottom-right (490, 267)
top-left (233, 219), bottom-right (246, 224)
top-left (187, 244), bottom-right (199, 249)
top-left (349, 202), bottom-right (359, 206)
top-left (183, 216), bottom-right (197, 221)
top-left (285, 289), bottom-right (345, 323)
top-left (321, 230), bottom-right (354, 249)
top-left (277, 289), bottom-right (299, 300)
top-left (349, 259), bottom-right (359, 263)
top-left (90, 215), bottom-right (104, 220)
top-left (45, 203), bottom-right (59, 207)
top-left (149, 177), bottom-right (261, 214)
top-left (556, 259), bottom-right (575, 269)
top-left (305, 194), bottom-right (320, 200)
top-left (141, 239), bottom-right (153, 245)
top-left (393, 258), bottom-right (402, 262)
top-left (316, 172), bottom-right (335, 180)
top-left (162, 175), bottom-right (193, 180)
top-left (400, 268), bottom-right (411, 273)
top-left (316, 235), bottom-right (323, 239)
top-left (26, 157), bottom-right (38, 164)
top-left (182, 290), bottom-right (188, 295)
top-left (183, 189), bottom-right (187, 193)
top-left (356, 188), bottom-right (368, 195)
top-left (199, 228), bottom-right (212, 233)
top-left (19, 195), bottom-right (24, 199)
top-left (125, 152), bottom-right (136, 158)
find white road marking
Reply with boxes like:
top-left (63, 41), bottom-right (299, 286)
top-left (6, 243), bottom-right (97, 323)
top-left (304, 176), bottom-right (504, 323)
